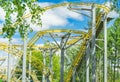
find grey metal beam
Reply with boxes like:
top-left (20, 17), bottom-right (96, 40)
top-left (72, 68), bottom-right (76, 82)
top-left (49, 48), bottom-right (53, 74)
top-left (60, 47), bottom-right (65, 82)
top-left (49, 32), bottom-right (73, 82)
top-left (62, 33), bottom-right (71, 47)
top-left (49, 33), bottom-right (61, 48)
top-left (22, 29), bottom-right (28, 82)
top-left (42, 50), bottom-right (46, 82)
top-left (7, 39), bottom-right (12, 82)
top-left (28, 51), bottom-right (32, 82)
top-left (91, 4), bottom-right (96, 82)
top-left (86, 42), bottom-right (90, 82)
top-left (65, 37), bottom-right (83, 49)
top-left (103, 14), bottom-right (107, 82)
top-left (49, 48), bottom-right (53, 82)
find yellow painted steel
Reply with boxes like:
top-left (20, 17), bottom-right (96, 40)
top-left (28, 2), bottom-right (110, 48)
top-left (12, 69), bottom-right (40, 82)
top-left (0, 57), bottom-right (6, 61)
top-left (31, 55), bottom-right (49, 75)
top-left (65, 8), bottom-right (110, 82)
top-left (0, 43), bottom-right (22, 57)
top-left (0, 2), bottom-right (109, 31)
top-left (0, 2), bottom-right (110, 81)
top-left (28, 29), bottom-right (86, 47)
top-left (44, 2), bottom-right (110, 13)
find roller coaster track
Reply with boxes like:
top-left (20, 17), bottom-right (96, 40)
top-left (27, 29), bottom-right (86, 47)
top-left (65, 9), bottom-right (110, 82)
top-left (0, 2), bottom-right (110, 82)
top-left (26, 2), bottom-right (110, 82)
top-left (0, 42), bottom-right (22, 57)
top-left (12, 69), bottom-right (40, 82)
top-left (0, 2), bottom-right (109, 33)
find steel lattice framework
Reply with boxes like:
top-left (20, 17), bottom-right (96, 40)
top-left (0, 2), bottom-right (110, 82)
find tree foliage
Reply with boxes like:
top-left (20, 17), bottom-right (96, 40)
top-left (108, 18), bottom-right (120, 82)
top-left (0, 0), bottom-right (44, 39)
top-left (111, 0), bottom-right (120, 13)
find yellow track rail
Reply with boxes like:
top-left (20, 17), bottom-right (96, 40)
top-left (0, 2), bottom-right (110, 81)
top-left (0, 43), bottom-right (22, 57)
top-left (0, 57), bottom-right (6, 61)
top-left (31, 55), bottom-right (49, 75)
top-left (0, 2), bottom-right (109, 34)
top-left (65, 9), bottom-right (110, 82)
top-left (27, 29), bottom-right (86, 47)
top-left (13, 69), bottom-right (40, 82)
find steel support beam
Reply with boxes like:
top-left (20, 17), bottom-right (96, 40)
top-left (7, 39), bottom-right (12, 82)
top-left (49, 33), bottom-right (71, 82)
top-left (50, 49), bottom-right (53, 74)
top-left (91, 4), bottom-right (96, 82)
top-left (28, 51), bottom-right (32, 82)
top-left (60, 47), bottom-right (64, 82)
top-left (22, 29), bottom-right (28, 82)
top-left (60, 34), bottom-right (71, 82)
top-left (86, 43), bottom-right (90, 82)
top-left (72, 68), bottom-right (76, 82)
top-left (49, 48), bottom-right (53, 82)
top-left (42, 50), bottom-right (46, 82)
top-left (103, 15), bottom-right (107, 82)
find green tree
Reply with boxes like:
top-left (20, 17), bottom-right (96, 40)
top-left (110, 0), bottom-right (120, 13)
top-left (0, 0), bottom-right (44, 39)
top-left (108, 18), bottom-right (120, 82)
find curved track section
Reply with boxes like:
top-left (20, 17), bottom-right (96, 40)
top-left (0, 2), bottom-right (110, 82)
top-left (28, 29), bottom-right (86, 47)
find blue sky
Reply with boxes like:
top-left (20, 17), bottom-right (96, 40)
top-left (0, 0), bottom-right (119, 50)
top-left (38, 0), bottom-right (107, 3)
top-left (0, 0), bottom-right (119, 69)
top-left (0, 0), bottom-right (119, 43)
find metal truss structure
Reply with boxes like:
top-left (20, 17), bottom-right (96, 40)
top-left (0, 2), bottom-right (110, 82)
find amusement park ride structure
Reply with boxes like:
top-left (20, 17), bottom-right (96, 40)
top-left (0, 2), bottom-right (110, 82)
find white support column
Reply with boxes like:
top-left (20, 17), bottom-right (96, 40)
top-left (7, 39), bottom-right (12, 82)
top-left (49, 48), bottom-right (53, 82)
top-left (86, 43), bottom-right (90, 82)
top-left (72, 68), bottom-right (76, 82)
top-left (22, 29), bottom-right (28, 82)
top-left (91, 4), bottom-right (96, 82)
top-left (60, 47), bottom-right (65, 82)
top-left (103, 15), bottom-right (107, 82)
top-left (50, 49), bottom-right (53, 74)
top-left (42, 50), bottom-right (46, 82)
top-left (28, 51), bottom-right (32, 82)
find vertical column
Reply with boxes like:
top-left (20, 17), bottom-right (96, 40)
top-left (28, 51), bottom-right (32, 82)
top-left (103, 14), bottom-right (107, 82)
top-left (50, 49), bottom-right (53, 74)
top-left (72, 68), bottom-right (76, 82)
top-left (7, 39), bottom-right (12, 82)
top-left (86, 43), bottom-right (90, 82)
top-left (49, 48), bottom-right (53, 82)
top-left (22, 29), bottom-right (28, 82)
top-left (42, 50), bottom-right (46, 82)
top-left (60, 47), bottom-right (64, 82)
top-left (91, 4), bottom-right (96, 82)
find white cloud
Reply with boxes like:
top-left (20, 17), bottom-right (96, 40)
top-left (0, 2), bottom-right (83, 31)
top-left (38, 2), bottom-right (53, 7)
top-left (104, 2), bottom-right (119, 18)
top-left (108, 10), bottom-right (119, 18)
top-left (105, 2), bottom-right (112, 8)
top-left (0, 50), bottom-right (18, 69)
top-left (30, 2), bottom-right (83, 31)
top-left (0, 38), bottom-right (22, 44)
top-left (0, 7), bottom-right (5, 21)
top-left (0, 25), bottom-right (2, 34)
